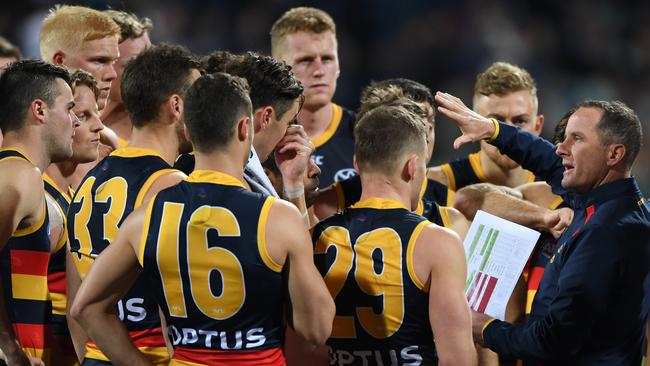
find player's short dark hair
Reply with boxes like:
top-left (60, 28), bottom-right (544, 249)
top-left (201, 50), bottom-right (243, 74)
top-left (0, 59), bottom-right (70, 132)
top-left (184, 72), bottom-right (252, 153)
top-left (121, 43), bottom-right (201, 127)
top-left (576, 100), bottom-right (643, 168)
top-left (224, 52), bottom-right (303, 119)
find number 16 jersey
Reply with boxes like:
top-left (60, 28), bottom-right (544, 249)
top-left (138, 170), bottom-right (286, 366)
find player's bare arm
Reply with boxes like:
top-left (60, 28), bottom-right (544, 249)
top-left (65, 247), bottom-right (87, 363)
top-left (426, 165), bottom-right (451, 187)
top-left (0, 161), bottom-right (47, 366)
top-left (70, 207), bottom-right (151, 366)
top-left (414, 224), bottom-right (476, 366)
top-left (265, 199), bottom-right (335, 345)
top-left (454, 183), bottom-right (572, 238)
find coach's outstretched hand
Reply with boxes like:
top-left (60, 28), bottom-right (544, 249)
top-left (435, 91), bottom-right (497, 149)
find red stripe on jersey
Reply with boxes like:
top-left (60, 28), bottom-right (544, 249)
top-left (11, 250), bottom-right (50, 276)
top-left (173, 347), bottom-right (285, 366)
top-left (527, 267), bottom-right (545, 291)
top-left (47, 271), bottom-right (66, 294)
top-left (13, 323), bottom-right (48, 349)
top-left (130, 327), bottom-right (167, 347)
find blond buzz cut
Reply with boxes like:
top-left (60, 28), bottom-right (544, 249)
top-left (40, 5), bottom-right (120, 63)
top-left (473, 62), bottom-right (538, 107)
top-left (270, 7), bottom-right (336, 58)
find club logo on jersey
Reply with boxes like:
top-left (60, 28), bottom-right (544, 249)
top-left (329, 346), bottom-right (423, 366)
top-left (312, 155), bottom-right (324, 165)
top-left (334, 168), bottom-right (357, 182)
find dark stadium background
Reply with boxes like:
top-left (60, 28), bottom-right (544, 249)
top-left (3, 0), bottom-right (649, 193)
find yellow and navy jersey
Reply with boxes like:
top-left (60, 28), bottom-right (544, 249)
top-left (173, 152), bottom-right (195, 175)
top-left (0, 148), bottom-right (52, 362)
top-left (438, 152), bottom-right (536, 191)
top-left (138, 170), bottom-right (286, 366)
top-left (311, 104), bottom-right (356, 189)
top-left (332, 175), bottom-right (454, 226)
top-left (43, 174), bottom-right (72, 337)
top-left (67, 147), bottom-right (172, 363)
top-left (312, 198), bottom-right (437, 365)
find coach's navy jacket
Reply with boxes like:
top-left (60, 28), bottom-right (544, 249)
top-left (481, 122), bottom-right (650, 365)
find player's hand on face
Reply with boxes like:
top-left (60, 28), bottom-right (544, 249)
top-left (434, 91), bottom-right (495, 149)
top-left (275, 125), bottom-right (315, 186)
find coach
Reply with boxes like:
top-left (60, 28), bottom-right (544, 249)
top-left (435, 92), bottom-right (650, 365)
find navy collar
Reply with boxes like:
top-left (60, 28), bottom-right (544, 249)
top-left (569, 177), bottom-right (643, 208)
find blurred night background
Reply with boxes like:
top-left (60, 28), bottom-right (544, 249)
top-left (2, 0), bottom-right (649, 193)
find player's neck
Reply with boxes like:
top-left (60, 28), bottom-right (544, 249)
top-left (128, 121), bottom-right (180, 166)
top-left (297, 102), bottom-right (334, 139)
top-left (101, 102), bottom-right (132, 141)
top-left (2, 133), bottom-right (50, 172)
top-left (479, 149), bottom-right (531, 187)
top-left (45, 161), bottom-right (77, 197)
top-left (194, 151), bottom-right (246, 186)
top-left (359, 174), bottom-right (411, 209)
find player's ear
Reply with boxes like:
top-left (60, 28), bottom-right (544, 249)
top-left (353, 154), bottom-right (359, 172)
top-left (31, 99), bottom-right (47, 124)
top-left (404, 154), bottom-right (419, 182)
top-left (168, 94), bottom-right (183, 123)
top-left (253, 106), bottom-right (273, 133)
top-left (52, 51), bottom-right (65, 66)
top-left (237, 115), bottom-right (251, 142)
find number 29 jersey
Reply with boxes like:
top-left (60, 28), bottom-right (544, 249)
top-left (138, 170), bottom-right (286, 366)
top-left (312, 198), bottom-right (437, 366)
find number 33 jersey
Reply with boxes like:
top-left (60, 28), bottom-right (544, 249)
top-left (312, 197), bottom-right (437, 366)
top-left (67, 147), bottom-right (173, 363)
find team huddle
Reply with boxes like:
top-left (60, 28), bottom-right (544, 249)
top-left (0, 5), bottom-right (648, 366)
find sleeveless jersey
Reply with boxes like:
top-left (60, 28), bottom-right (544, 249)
top-left (312, 198), bottom-right (437, 365)
top-left (0, 148), bottom-right (52, 362)
top-left (67, 147), bottom-right (173, 363)
top-left (43, 174), bottom-right (72, 337)
top-left (138, 170), bottom-right (286, 366)
top-left (438, 152), bottom-right (536, 191)
top-left (333, 175), bottom-right (454, 227)
top-left (311, 104), bottom-right (356, 189)
top-left (173, 152), bottom-right (195, 176)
